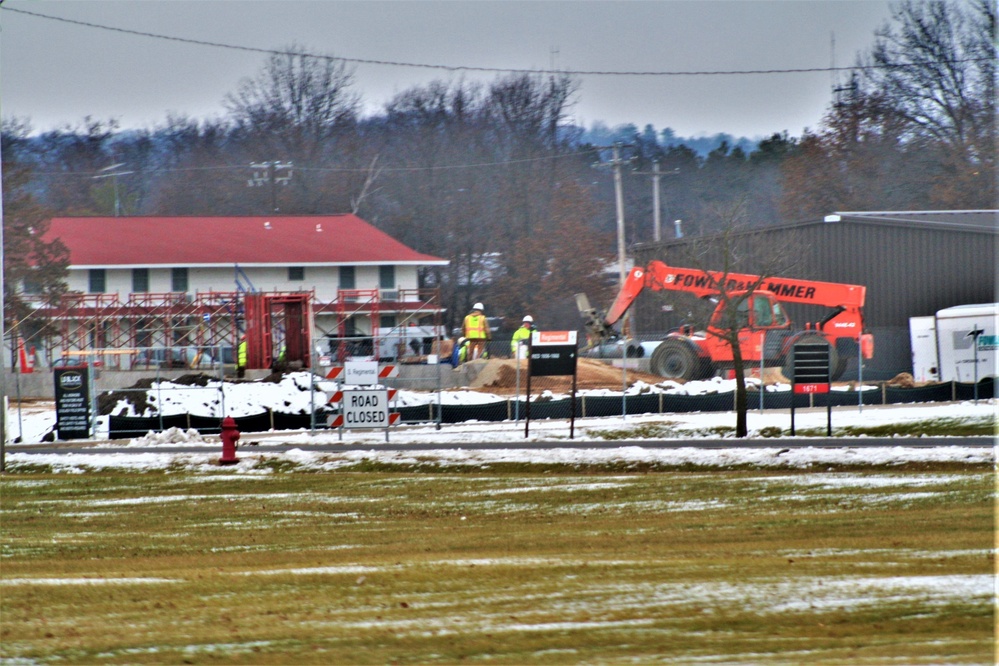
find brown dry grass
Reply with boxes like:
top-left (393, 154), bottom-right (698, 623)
top-left (1, 467), bottom-right (993, 665)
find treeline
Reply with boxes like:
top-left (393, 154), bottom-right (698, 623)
top-left (3, 0), bottom-right (994, 332)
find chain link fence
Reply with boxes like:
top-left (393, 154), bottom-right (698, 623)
top-left (6, 327), bottom-right (995, 443)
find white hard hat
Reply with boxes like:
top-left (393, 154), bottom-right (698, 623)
top-left (473, 302), bottom-right (484, 311)
top-left (523, 315), bottom-right (534, 323)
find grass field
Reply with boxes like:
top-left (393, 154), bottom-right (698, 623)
top-left (1, 463), bottom-right (995, 664)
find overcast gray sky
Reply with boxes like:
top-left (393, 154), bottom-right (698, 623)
top-left (1, 0), bottom-right (896, 139)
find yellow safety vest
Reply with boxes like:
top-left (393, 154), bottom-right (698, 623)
top-left (237, 341), bottom-right (248, 366)
top-left (463, 313), bottom-right (488, 339)
top-left (511, 326), bottom-right (532, 353)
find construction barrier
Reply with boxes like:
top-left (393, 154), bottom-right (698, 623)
top-left (98, 377), bottom-right (994, 438)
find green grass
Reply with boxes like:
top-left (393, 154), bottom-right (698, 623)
top-left (1, 468), bottom-right (994, 664)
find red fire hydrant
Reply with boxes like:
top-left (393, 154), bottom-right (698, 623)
top-left (219, 416), bottom-right (240, 465)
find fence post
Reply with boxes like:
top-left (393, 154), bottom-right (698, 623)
top-left (217, 345), bottom-right (226, 420)
top-left (309, 346), bottom-right (316, 435)
top-left (156, 365), bottom-right (164, 433)
top-left (760, 329), bottom-right (766, 414)
top-left (435, 358), bottom-right (442, 430)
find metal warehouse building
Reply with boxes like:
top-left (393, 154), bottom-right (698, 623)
top-left (630, 210), bottom-right (998, 380)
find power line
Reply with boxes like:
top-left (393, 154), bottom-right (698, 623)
top-left (34, 149), bottom-right (596, 178)
top-left (4, 5), bottom-right (991, 78)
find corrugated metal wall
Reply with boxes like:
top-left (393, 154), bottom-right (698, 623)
top-left (629, 218), bottom-right (997, 378)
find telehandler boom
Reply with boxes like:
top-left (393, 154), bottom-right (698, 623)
top-left (577, 260), bottom-right (874, 381)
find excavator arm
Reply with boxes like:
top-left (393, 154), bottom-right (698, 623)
top-left (575, 266), bottom-right (658, 346)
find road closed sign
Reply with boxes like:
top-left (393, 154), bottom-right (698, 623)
top-left (341, 389), bottom-right (390, 428)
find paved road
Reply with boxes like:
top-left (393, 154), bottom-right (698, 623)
top-left (6, 437), bottom-right (994, 456)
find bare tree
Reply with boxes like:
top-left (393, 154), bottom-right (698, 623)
top-left (656, 216), bottom-right (806, 437)
top-left (864, 0), bottom-right (995, 164)
top-left (782, 0), bottom-right (997, 216)
top-left (224, 44), bottom-right (366, 213)
top-left (2, 120), bottom-right (70, 354)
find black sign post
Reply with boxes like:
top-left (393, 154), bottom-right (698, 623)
top-left (790, 340), bottom-right (831, 436)
top-left (525, 331), bottom-right (578, 439)
top-left (966, 325), bottom-right (984, 404)
top-left (54, 365), bottom-right (92, 440)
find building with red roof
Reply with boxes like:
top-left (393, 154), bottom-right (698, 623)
top-left (47, 214), bottom-right (447, 300)
top-left (30, 215), bottom-right (449, 367)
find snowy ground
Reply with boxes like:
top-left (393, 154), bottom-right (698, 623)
top-left (4, 370), bottom-right (995, 472)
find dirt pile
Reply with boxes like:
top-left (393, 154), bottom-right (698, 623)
top-left (886, 372), bottom-right (916, 388)
top-left (469, 358), bottom-right (667, 393)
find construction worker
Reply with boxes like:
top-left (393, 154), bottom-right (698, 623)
top-left (511, 315), bottom-right (534, 359)
top-left (236, 334), bottom-right (248, 378)
top-left (462, 302), bottom-right (491, 361)
top-left (451, 337), bottom-right (470, 366)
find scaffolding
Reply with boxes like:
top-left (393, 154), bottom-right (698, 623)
top-left (314, 287), bottom-right (444, 362)
top-left (20, 287), bottom-right (443, 370)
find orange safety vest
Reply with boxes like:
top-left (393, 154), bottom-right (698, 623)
top-left (463, 313), bottom-right (488, 339)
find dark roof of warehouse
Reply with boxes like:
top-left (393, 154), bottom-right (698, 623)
top-left (638, 210), bottom-right (997, 250)
top-left (822, 210), bottom-right (997, 233)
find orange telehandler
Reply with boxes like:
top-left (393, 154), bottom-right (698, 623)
top-left (577, 260), bottom-right (874, 381)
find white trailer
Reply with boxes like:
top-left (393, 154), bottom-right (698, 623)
top-left (910, 304), bottom-right (998, 383)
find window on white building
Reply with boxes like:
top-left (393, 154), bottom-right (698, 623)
top-left (22, 274), bottom-right (42, 295)
top-left (132, 268), bottom-right (149, 293)
top-left (339, 266), bottom-right (355, 290)
top-left (288, 266), bottom-right (305, 281)
top-left (171, 267), bottom-right (188, 293)
top-left (88, 269), bottom-right (106, 293)
top-left (379, 265), bottom-right (395, 289)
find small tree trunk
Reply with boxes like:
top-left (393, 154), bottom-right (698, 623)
top-left (731, 338), bottom-right (749, 438)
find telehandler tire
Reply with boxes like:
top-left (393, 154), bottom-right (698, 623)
top-left (650, 339), bottom-right (703, 381)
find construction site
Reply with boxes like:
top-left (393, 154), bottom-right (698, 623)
top-left (10, 286), bottom-right (445, 383)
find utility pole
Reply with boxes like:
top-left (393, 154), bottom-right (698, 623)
top-left (92, 162), bottom-right (134, 216)
top-left (612, 144), bottom-right (627, 288)
top-left (248, 161), bottom-right (293, 213)
top-left (633, 162), bottom-right (679, 242)
top-left (592, 144), bottom-right (632, 289)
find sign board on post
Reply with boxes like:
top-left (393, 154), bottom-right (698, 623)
top-left (528, 330), bottom-right (578, 376)
top-left (327, 363), bottom-right (398, 384)
top-left (790, 340), bottom-right (832, 436)
top-left (341, 389), bottom-right (391, 428)
top-left (327, 388), bottom-right (400, 441)
top-left (54, 366), bottom-right (91, 440)
top-left (344, 360), bottom-right (380, 385)
top-left (525, 330), bottom-right (579, 439)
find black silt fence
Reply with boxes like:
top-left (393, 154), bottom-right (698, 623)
top-left (106, 380), bottom-right (991, 438)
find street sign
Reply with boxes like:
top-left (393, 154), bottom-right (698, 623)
top-left (340, 389), bottom-right (391, 428)
top-left (326, 363), bottom-right (398, 383)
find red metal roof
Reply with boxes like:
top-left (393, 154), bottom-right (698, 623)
top-left (47, 215), bottom-right (448, 268)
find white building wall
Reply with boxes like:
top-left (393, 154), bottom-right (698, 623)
top-left (64, 264), bottom-right (421, 301)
